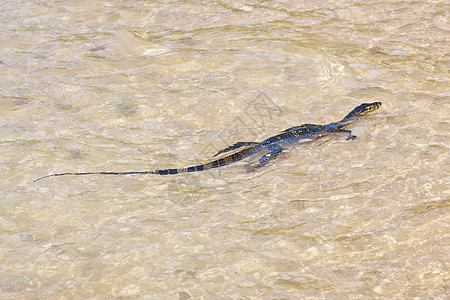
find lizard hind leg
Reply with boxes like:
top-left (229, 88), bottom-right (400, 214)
top-left (212, 142), bottom-right (259, 157)
top-left (246, 145), bottom-right (283, 172)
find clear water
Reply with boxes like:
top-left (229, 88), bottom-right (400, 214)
top-left (1, 0), bottom-right (448, 298)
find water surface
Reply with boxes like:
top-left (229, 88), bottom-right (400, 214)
top-left (1, 0), bottom-right (448, 298)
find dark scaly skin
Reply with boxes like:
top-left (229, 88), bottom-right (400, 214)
top-left (34, 102), bottom-right (381, 182)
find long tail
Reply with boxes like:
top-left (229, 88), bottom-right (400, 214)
top-left (34, 146), bottom-right (259, 182)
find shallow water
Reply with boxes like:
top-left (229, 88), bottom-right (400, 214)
top-left (1, 0), bottom-right (449, 298)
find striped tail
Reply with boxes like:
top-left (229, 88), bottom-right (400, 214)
top-left (34, 146), bottom-right (259, 182)
top-left (33, 170), bottom-right (157, 182)
top-left (153, 145), bottom-right (259, 175)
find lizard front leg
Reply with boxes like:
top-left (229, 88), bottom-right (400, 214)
top-left (335, 129), bottom-right (356, 140)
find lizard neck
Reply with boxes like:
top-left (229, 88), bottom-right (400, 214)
top-left (322, 117), bottom-right (353, 131)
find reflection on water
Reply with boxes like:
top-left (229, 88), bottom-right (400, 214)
top-left (1, 0), bottom-right (448, 298)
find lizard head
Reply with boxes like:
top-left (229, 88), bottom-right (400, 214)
top-left (344, 102), bottom-right (382, 119)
